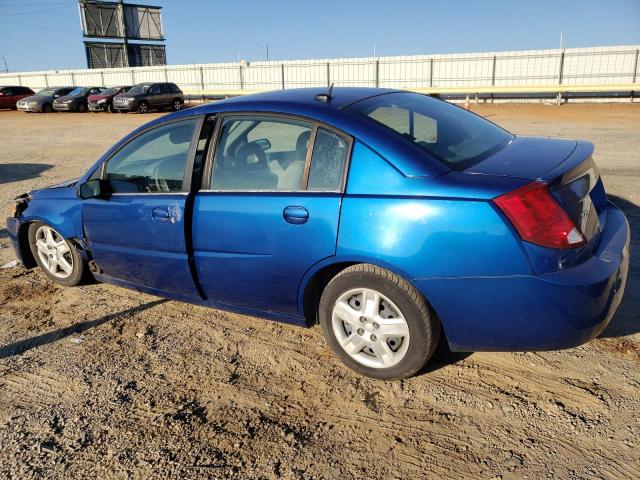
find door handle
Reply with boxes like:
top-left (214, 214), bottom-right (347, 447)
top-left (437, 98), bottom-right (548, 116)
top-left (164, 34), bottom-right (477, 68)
top-left (283, 206), bottom-right (309, 225)
top-left (152, 207), bottom-right (170, 222)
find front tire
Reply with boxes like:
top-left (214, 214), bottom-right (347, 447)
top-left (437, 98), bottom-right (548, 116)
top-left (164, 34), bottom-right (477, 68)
top-left (77, 102), bottom-right (87, 113)
top-left (319, 264), bottom-right (440, 380)
top-left (137, 101), bottom-right (149, 114)
top-left (42, 103), bottom-right (53, 113)
top-left (28, 222), bottom-right (86, 287)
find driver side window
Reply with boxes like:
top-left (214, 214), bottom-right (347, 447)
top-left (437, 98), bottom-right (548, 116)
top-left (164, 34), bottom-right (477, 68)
top-left (104, 118), bottom-right (198, 193)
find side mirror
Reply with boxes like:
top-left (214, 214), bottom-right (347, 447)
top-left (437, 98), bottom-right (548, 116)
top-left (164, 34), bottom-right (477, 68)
top-left (53, 94), bottom-right (60, 98)
top-left (79, 179), bottom-right (107, 199)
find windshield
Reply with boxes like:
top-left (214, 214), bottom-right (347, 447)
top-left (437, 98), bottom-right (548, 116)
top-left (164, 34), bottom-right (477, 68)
top-left (36, 88), bottom-right (54, 96)
top-left (346, 92), bottom-right (513, 168)
top-left (101, 88), bottom-right (118, 95)
top-left (128, 84), bottom-right (150, 95)
top-left (68, 87), bottom-right (86, 96)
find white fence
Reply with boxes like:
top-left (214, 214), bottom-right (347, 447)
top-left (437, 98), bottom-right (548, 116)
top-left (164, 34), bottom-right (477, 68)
top-left (1, 45), bottom-right (638, 94)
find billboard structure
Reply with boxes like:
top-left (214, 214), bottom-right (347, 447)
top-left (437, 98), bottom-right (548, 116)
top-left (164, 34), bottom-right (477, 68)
top-left (78, 0), bottom-right (166, 68)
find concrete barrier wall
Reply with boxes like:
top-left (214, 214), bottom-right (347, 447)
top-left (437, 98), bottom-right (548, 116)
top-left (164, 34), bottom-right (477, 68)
top-left (1, 45), bottom-right (638, 93)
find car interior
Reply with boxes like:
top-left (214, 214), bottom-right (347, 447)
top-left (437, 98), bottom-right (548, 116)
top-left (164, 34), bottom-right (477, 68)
top-left (211, 118), bottom-right (311, 191)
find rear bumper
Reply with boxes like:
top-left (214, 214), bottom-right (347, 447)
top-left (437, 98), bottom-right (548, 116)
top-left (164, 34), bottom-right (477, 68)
top-left (413, 202), bottom-right (630, 351)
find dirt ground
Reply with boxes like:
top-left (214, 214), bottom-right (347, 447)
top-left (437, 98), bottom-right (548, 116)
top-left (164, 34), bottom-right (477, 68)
top-left (0, 104), bottom-right (638, 479)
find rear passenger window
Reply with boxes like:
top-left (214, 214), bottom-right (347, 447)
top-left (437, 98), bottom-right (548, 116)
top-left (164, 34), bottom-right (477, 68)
top-left (307, 128), bottom-right (349, 191)
top-left (211, 116), bottom-right (312, 191)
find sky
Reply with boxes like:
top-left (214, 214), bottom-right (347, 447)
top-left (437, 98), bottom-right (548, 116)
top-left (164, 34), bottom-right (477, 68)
top-left (0, 0), bottom-right (639, 72)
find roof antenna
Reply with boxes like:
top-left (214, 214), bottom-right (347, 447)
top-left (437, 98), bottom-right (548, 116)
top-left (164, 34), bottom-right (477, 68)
top-left (315, 83), bottom-right (334, 103)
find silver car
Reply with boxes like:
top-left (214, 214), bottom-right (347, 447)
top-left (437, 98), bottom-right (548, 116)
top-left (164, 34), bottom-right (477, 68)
top-left (17, 87), bottom-right (74, 113)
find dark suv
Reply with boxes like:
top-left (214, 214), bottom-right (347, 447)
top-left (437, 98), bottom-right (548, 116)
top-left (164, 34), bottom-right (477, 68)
top-left (112, 82), bottom-right (184, 113)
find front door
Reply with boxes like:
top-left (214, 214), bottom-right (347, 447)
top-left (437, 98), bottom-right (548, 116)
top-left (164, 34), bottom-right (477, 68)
top-left (82, 117), bottom-right (202, 298)
top-left (192, 114), bottom-right (352, 316)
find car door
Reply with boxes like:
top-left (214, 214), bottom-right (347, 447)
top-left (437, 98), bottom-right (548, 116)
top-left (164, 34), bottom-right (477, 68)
top-left (82, 116), bottom-right (203, 298)
top-left (192, 113), bottom-right (352, 316)
top-left (147, 84), bottom-right (164, 108)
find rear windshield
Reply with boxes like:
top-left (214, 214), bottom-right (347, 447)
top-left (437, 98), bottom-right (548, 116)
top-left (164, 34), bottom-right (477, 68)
top-left (346, 92), bottom-right (513, 168)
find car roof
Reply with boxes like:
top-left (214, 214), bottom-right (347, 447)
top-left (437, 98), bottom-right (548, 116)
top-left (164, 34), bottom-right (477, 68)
top-left (201, 87), bottom-right (395, 111)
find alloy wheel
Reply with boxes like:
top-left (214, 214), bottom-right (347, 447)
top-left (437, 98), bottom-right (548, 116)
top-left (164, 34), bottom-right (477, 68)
top-left (331, 288), bottom-right (410, 369)
top-left (34, 225), bottom-right (74, 279)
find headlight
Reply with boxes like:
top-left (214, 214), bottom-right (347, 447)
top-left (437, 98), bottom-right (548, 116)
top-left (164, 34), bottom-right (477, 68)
top-left (63, 99), bottom-right (73, 104)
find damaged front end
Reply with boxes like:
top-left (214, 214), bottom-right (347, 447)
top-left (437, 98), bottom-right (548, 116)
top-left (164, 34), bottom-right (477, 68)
top-left (5, 192), bottom-right (33, 267)
top-left (7, 192), bottom-right (31, 219)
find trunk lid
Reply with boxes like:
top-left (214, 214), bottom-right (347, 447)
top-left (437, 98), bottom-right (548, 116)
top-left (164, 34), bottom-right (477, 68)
top-left (467, 136), bottom-right (605, 244)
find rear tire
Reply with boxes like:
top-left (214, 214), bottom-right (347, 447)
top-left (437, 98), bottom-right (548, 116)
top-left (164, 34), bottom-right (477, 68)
top-left (137, 101), bottom-right (149, 114)
top-left (42, 103), bottom-right (52, 113)
top-left (319, 264), bottom-right (440, 380)
top-left (171, 98), bottom-right (183, 111)
top-left (28, 222), bottom-right (86, 287)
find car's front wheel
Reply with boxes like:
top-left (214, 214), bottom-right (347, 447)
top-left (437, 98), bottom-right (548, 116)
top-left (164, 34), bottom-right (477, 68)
top-left (319, 264), bottom-right (440, 380)
top-left (42, 103), bottom-right (52, 113)
top-left (28, 222), bottom-right (86, 287)
top-left (77, 102), bottom-right (87, 113)
top-left (137, 101), bottom-right (149, 114)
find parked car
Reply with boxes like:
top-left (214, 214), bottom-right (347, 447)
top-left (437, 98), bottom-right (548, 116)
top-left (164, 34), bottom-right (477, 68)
top-left (16, 87), bottom-right (74, 113)
top-left (6, 88), bottom-right (629, 380)
top-left (0, 86), bottom-right (35, 110)
top-left (112, 82), bottom-right (184, 113)
top-left (53, 86), bottom-right (105, 112)
top-left (88, 86), bottom-right (132, 113)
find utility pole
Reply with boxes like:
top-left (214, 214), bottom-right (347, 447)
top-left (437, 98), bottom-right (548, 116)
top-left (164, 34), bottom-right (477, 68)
top-left (266, 43), bottom-right (269, 61)
top-left (559, 32), bottom-right (564, 50)
top-left (373, 42), bottom-right (376, 57)
top-left (2, 56), bottom-right (8, 73)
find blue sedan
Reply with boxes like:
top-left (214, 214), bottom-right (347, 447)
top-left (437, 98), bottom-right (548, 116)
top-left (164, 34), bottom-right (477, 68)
top-left (6, 88), bottom-right (629, 379)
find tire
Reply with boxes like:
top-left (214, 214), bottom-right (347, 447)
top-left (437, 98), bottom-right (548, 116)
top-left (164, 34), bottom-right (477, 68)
top-left (28, 222), bottom-right (86, 287)
top-left (77, 102), bottom-right (87, 113)
top-left (319, 264), bottom-right (440, 380)
top-left (171, 98), bottom-right (183, 111)
top-left (42, 103), bottom-right (53, 113)
top-left (137, 101), bottom-right (149, 114)
top-left (108, 102), bottom-right (116, 113)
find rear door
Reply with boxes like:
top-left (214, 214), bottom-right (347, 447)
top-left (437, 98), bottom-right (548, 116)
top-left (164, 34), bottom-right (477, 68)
top-left (82, 116), bottom-right (203, 298)
top-left (192, 113), bottom-right (352, 316)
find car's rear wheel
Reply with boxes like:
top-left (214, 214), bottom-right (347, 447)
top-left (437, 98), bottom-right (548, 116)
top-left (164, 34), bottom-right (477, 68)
top-left (137, 101), bottom-right (149, 114)
top-left (319, 264), bottom-right (440, 380)
top-left (171, 98), bottom-right (183, 111)
top-left (42, 103), bottom-right (52, 113)
top-left (28, 223), bottom-right (86, 287)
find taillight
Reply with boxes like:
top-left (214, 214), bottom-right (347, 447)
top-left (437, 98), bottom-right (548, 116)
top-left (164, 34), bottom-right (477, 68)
top-left (494, 181), bottom-right (585, 249)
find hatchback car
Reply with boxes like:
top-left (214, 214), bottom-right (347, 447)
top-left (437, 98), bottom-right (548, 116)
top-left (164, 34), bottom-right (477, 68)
top-left (6, 88), bottom-right (629, 380)
top-left (17, 87), bottom-right (74, 113)
top-left (88, 86), bottom-right (132, 113)
top-left (0, 86), bottom-right (35, 109)
top-left (112, 82), bottom-right (184, 113)
top-left (53, 87), bottom-right (105, 112)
